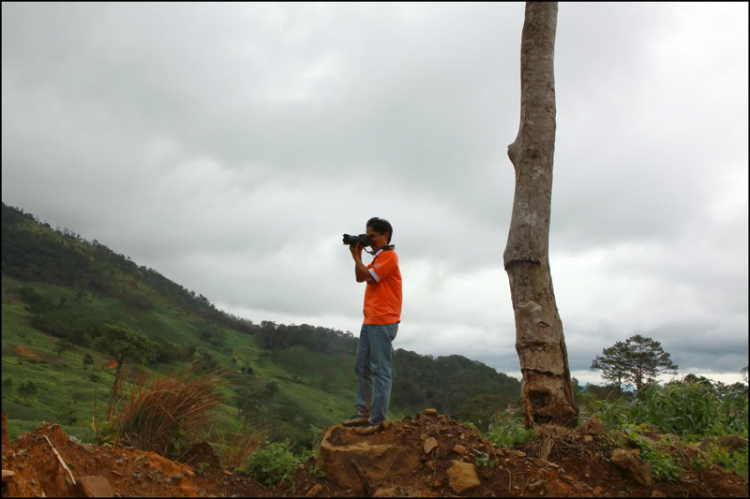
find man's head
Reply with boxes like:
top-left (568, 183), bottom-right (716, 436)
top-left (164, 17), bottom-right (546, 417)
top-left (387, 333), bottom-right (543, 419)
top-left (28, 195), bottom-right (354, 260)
top-left (366, 217), bottom-right (393, 250)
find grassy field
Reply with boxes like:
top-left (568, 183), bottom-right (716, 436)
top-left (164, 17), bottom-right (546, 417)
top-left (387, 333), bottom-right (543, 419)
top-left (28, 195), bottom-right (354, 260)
top-left (1, 274), bottom-right (380, 449)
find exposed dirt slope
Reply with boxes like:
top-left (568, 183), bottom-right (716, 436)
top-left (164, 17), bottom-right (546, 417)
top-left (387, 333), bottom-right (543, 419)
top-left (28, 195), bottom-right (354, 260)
top-left (1, 411), bottom-right (747, 497)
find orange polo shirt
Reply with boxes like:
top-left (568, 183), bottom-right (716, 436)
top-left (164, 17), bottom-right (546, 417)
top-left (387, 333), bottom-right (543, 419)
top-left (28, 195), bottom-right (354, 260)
top-left (363, 248), bottom-right (402, 325)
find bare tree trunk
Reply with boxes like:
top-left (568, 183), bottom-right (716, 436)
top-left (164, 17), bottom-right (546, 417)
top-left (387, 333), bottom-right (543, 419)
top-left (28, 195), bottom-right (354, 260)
top-left (504, 2), bottom-right (578, 428)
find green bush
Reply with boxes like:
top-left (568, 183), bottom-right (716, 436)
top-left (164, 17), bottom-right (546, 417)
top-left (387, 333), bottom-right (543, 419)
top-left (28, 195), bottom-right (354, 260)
top-left (702, 443), bottom-right (749, 482)
top-left (241, 439), bottom-right (300, 486)
top-left (486, 407), bottom-right (537, 449)
top-left (641, 445), bottom-right (682, 481)
top-left (632, 382), bottom-right (722, 436)
top-left (584, 379), bottom-right (748, 439)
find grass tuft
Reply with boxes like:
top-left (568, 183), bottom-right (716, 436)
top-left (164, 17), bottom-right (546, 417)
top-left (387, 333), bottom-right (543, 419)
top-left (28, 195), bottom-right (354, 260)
top-left (214, 421), bottom-right (270, 470)
top-left (113, 360), bottom-right (227, 458)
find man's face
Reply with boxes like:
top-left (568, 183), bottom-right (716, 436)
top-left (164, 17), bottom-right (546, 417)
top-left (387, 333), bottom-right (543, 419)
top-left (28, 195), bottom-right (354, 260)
top-left (366, 226), bottom-right (388, 251)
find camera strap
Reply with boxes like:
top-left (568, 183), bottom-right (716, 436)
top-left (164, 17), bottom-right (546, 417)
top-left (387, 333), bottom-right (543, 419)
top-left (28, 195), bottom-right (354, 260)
top-left (365, 244), bottom-right (395, 255)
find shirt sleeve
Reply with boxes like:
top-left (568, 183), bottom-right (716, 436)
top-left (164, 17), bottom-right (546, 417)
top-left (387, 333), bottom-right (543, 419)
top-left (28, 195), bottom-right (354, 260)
top-left (369, 251), bottom-right (398, 282)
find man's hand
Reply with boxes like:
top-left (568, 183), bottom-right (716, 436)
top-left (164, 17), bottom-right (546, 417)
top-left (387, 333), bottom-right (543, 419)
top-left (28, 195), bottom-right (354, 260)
top-left (349, 242), bottom-right (363, 262)
top-left (351, 243), bottom-right (375, 283)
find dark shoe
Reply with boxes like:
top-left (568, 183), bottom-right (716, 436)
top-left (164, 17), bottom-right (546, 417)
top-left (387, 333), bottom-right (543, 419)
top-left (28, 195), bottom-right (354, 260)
top-left (342, 413), bottom-right (370, 427)
top-left (354, 421), bottom-right (383, 435)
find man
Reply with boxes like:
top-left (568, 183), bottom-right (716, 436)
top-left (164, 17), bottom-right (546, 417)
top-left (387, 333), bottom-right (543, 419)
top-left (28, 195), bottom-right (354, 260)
top-left (342, 217), bottom-right (402, 435)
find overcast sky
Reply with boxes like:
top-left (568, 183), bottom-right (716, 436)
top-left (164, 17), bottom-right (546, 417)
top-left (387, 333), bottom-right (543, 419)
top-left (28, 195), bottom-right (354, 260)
top-left (3, 2), bottom-right (748, 385)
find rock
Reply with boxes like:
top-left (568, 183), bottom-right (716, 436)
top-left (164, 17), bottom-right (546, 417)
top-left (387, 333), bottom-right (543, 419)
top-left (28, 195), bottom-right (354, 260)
top-left (74, 476), bottom-right (114, 498)
top-left (611, 449), bottom-right (652, 486)
top-left (453, 444), bottom-right (467, 455)
top-left (527, 479), bottom-right (543, 489)
top-left (2, 470), bottom-right (15, 483)
top-left (584, 435), bottom-right (594, 443)
top-left (223, 470), bottom-right (233, 476)
top-left (446, 461), bottom-right (481, 494)
top-left (593, 486), bottom-right (603, 495)
top-left (373, 487), bottom-right (398, 497)
top-left (317, 426), bottom-right (420, 494)
top-left (306, 483), bottom-right (324, 496)
top-left (423, 438), bottom-right (438, 454)
top-left (651, 491), bottom-right (667, 497)
top-left (424, 408), bottom-right (438, 416)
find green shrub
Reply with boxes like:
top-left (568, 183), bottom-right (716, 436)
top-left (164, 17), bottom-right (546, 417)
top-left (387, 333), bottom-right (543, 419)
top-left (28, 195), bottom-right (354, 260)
top-left (241, 439), bottom-right (299, 486)
top-left (583, 379), bottom-right (748, 440)
top-left (641, 445), bottom-right (682, 481)
top-left (486, 407), bottom-right (537, 449)
top-left (632, 383), bottom-right (722, 436)
top-left (703, 444), bottom-right (749, 483)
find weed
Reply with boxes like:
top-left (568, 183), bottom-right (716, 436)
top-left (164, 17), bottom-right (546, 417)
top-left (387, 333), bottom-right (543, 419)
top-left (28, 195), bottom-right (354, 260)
top-left (241, 439), bottom-right (299, 486)
top-left (690, 455), bottom-right (710, 474)
top-left (475, 456), bottom-right (497, 469)
top-left (195, 461), bottom-right (209, 477)
top-left (642, 445), bottom-right (682, 481)
top-left (486, 407), bottom-right (537, 449)
top-left (703, 444), bottom-right (749, 482)
top-left (215, 423), bottom-right (269, 470)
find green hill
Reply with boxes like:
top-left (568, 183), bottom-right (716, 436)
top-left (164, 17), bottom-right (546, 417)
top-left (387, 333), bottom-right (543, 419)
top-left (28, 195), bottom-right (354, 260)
top-left (1, 201), bottom-right (520, 448)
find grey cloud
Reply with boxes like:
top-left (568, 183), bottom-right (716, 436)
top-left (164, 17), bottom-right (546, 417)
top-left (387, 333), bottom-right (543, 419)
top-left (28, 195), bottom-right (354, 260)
top-left (2, 3), bottom-right (747, 383)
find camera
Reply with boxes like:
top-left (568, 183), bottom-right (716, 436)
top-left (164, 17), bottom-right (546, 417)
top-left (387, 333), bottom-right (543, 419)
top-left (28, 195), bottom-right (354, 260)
top-left (342, 233), bottom-right (372, 247)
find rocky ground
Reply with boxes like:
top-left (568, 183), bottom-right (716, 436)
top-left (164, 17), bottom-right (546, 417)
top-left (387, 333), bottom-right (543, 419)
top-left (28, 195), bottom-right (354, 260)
top-left (2, 410), bottom-right (748, 497)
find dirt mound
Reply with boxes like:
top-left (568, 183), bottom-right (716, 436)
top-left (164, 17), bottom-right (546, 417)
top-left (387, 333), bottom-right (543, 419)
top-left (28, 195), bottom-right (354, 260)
top-left (2, 411), bottom-right (747, 497)
top-left (0, 418), bottom-right (266, 498)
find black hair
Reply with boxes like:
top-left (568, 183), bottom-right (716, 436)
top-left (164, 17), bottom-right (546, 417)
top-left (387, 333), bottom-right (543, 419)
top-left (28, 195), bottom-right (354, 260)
top-left (367, 217), bottom-right (393, 244)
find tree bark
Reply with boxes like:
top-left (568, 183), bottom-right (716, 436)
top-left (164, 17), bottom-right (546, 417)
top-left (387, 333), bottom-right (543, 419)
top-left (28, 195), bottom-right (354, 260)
top-left (504, 1), bottom-right (578, 428)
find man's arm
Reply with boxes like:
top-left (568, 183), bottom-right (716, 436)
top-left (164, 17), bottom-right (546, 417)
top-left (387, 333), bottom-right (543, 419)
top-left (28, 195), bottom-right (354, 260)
top-left (350, 243), bottom-right (376, 284)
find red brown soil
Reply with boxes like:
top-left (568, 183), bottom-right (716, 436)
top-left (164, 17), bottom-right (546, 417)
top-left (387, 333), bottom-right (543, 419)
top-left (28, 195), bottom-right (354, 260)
top-left (2, 411), bottom-right (747, 497)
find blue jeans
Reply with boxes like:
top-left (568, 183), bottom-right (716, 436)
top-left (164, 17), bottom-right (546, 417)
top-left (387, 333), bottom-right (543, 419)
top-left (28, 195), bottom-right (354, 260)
top-left (354, 322), bottom-right (399, 424)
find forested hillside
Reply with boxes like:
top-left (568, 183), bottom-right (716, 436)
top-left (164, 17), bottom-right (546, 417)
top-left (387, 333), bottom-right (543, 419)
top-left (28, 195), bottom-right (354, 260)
top-left (1, 201), bottom-right (520, 447)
